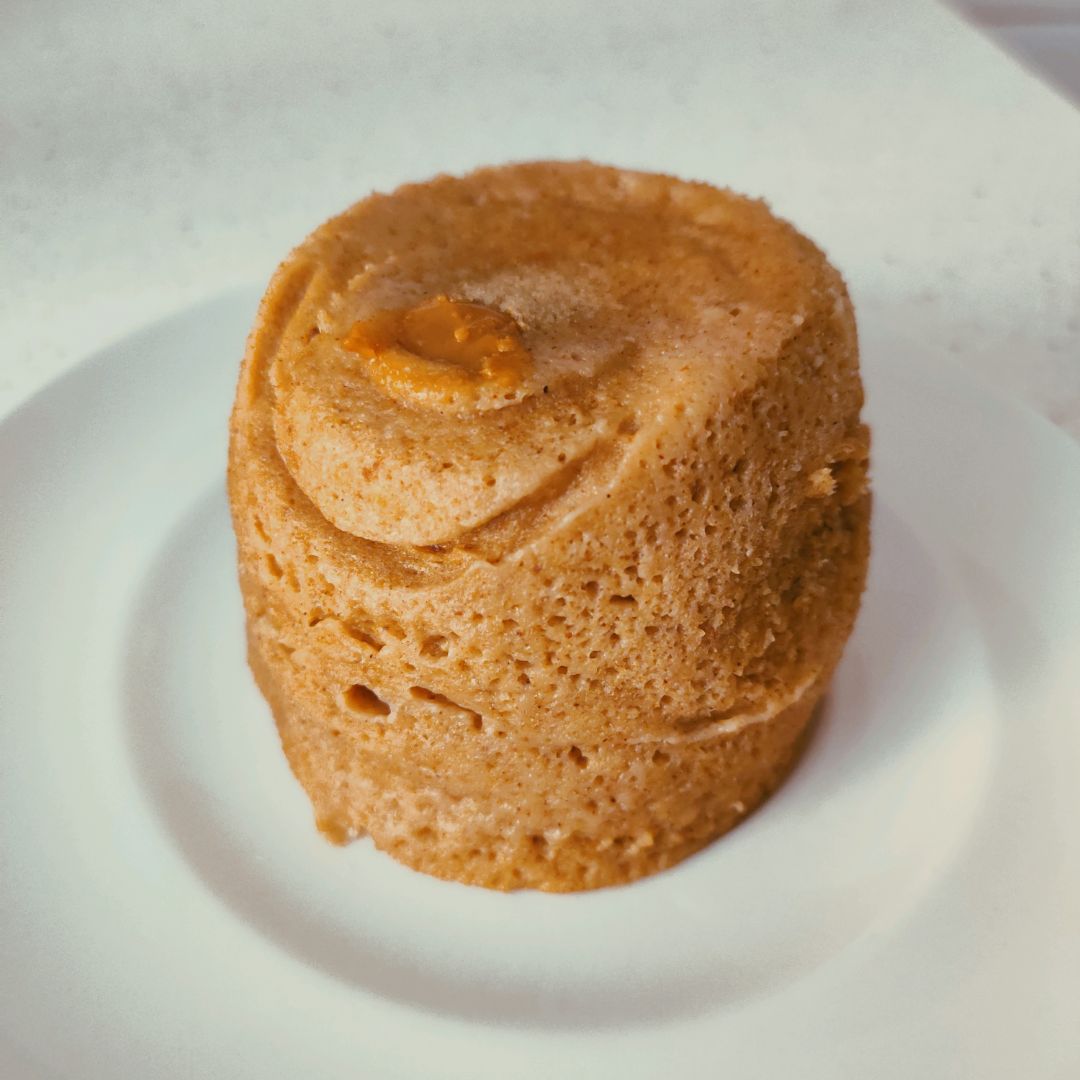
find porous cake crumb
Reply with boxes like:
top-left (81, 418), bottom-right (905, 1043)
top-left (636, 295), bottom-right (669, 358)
top-left (228, 161), bottom-right (870, 891)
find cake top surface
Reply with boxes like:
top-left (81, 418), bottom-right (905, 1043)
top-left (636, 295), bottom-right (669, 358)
top-left (266, 161), bottom-right (838, 546)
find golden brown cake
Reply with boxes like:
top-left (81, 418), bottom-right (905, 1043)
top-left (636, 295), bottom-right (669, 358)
top-left (228, 161), bottom-right (870, 892)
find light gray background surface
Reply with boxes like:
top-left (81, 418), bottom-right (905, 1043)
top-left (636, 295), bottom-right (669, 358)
top-left (3, 0), bottom-right (1079, 433)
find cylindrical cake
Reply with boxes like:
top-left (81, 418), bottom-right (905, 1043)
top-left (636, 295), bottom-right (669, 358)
top-left (228, 161), bottom-right (870, 892)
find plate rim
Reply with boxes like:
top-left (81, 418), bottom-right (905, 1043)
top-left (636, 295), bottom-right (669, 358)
top-left (1, 288), bottom-right (1079, 1079)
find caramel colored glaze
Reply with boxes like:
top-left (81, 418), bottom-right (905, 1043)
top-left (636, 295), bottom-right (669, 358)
top-left (342, 295), bottom-right (532, 407)
top-left (228, 161), bottom-right (871, 892)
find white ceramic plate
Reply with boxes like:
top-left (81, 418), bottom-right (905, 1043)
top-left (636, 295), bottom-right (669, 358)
top-left (1, 290), bottom-right (1078, 1079)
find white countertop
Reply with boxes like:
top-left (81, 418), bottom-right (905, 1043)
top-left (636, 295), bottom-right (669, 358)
top-left (3, 0), bottom-right (1079, 435)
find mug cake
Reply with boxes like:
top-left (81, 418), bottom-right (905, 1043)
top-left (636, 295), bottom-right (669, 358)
top-left (228, 161), bottom-right (870, 891)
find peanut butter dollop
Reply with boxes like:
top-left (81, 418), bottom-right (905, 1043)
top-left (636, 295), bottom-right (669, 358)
top-left (343, 295), bottom-right (532, 406)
